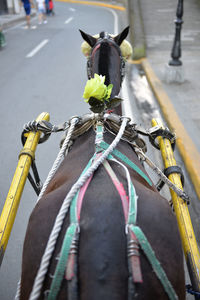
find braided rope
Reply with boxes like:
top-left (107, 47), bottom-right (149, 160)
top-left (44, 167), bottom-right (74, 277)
top-left (14, 117), bottom-right (79, 300)
top-left (28, 117), bottom-right (129, 300)
top-left (14, 279), bottom-right (21, 300)
top-left (37, 117), bottom-right (79, 203)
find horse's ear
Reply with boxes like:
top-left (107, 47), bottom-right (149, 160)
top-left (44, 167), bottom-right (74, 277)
top-left (114, 26), bottom-right (130, 46)
top-left (79, 29), bottom-right (97, 48)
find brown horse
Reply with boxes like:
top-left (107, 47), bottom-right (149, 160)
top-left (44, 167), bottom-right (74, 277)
top-left (20, 28), bottom-right (185, 300)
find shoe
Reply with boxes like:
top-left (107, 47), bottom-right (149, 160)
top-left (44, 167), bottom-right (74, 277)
top-left (23, 25), bottom-right (29, 29)
top-left (31, 25), bottom-right (37, 29)
top-left (43, 20), bottom-right (48, 24)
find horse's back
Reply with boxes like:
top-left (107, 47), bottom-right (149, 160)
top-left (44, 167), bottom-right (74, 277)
top-left (20, 141), bottom-right (185, 299)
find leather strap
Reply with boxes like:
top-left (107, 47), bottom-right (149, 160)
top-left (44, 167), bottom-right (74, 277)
top-left (48, 155), bottom-right (95, 299)
top-left (103, 158), bottom-right (143, 283)
top-left (164, 166), bottom-right (184, 186)
top-left (156, 165), bottom-right (184, 191)
top-left (99, 141), bottom-right (152, 186)
top-left (129, 225), bottom-right (178, 300)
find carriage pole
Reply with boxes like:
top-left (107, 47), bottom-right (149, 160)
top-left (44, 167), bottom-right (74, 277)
top-left (0, 112), bottom-right (50, 267)
top-left (152, 118), bottom-right (200, 294)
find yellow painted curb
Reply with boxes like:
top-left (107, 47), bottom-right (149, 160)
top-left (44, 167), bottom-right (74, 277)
top-left (128, 58), bottom-right (144, 65)
top-left (55, 0), bottom-right (125, 10)
top-left (140, 58), bottom-right (200, 200)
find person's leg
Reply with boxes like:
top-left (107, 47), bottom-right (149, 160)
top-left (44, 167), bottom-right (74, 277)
top-left (24, 4), bottom-right (31, 28)
top-left (26, 14), bottom-right (31, 27)
top-left (38, 13), bottom-right (42, 24)
top-left (42, 8), bottom-right (48, 23)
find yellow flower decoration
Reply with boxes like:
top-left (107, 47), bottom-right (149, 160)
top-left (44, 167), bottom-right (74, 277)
top-left (83, 74), bottom-right (113, 102)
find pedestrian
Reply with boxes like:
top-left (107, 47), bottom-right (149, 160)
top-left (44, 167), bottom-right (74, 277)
top-left (21, 0), bottom-right (35, 29)
top-left (36, 0), bottom-right (47, 24)
top-left (48, 0), bottom-right (55, 16)
top-left (45, 0), bottom-right (49, 15)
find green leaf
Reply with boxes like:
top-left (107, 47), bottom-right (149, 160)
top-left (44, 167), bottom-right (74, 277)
top-left (88, 97), bottom-right (105, 113)
top-left (89, 103), bottom-right (105, 113)
top-left (106, 97), bottom-right (123, 109)
top-left (105, 84), bottom-right (113, 100)
top-left (88, 97), bottom-right (101, 106)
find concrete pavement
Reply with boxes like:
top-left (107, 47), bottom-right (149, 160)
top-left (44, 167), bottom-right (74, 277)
top-left (0, 6), bottom-right (36, 29)
top-left (128, 0), bottom-right (200, 201)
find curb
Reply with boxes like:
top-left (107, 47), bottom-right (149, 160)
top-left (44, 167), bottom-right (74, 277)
top-left (141, 58), bottom-right (200, 200)
top-left (55, 0), bottom-right (125, 10)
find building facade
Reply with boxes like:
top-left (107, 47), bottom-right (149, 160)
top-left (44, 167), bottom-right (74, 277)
top-left (0, 0), bottom-right (8, 14)
top-left (0, 0), bottom-right (20, 14)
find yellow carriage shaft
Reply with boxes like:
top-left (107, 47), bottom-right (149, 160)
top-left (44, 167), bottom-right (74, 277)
top-left (152, 118), bottom-right (200, 292)
top-left (0, 112), bottom-right (50, 266)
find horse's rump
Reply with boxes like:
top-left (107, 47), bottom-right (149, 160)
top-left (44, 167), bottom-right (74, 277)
top-left (21, 129), bottom-right (185, 300)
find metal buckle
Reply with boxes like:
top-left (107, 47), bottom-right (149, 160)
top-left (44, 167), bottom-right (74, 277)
top-left (120, 116), bottom-right (131, 123)
top-left (69, 116), bottom-right (80, 126)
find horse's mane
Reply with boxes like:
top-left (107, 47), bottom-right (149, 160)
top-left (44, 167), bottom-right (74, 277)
top-left (98, 41), bottom-right (111, 85)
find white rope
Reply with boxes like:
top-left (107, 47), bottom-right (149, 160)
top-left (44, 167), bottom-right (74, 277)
top-left (14, 279), bottom-right (21, 300)
top-left (110, 157), bottom-right (138, 224)
top-left (37, 117), bottom-right (79, 203)
top-left (28, 117), bottom-right (129, 300)
top-left (14, 117), bottom-right (79, 300)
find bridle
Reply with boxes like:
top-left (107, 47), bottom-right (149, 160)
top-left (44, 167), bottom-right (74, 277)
top-left (87, 32), bottom-right (126, 84)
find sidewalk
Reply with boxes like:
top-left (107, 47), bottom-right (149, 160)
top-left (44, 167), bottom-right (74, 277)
top-left (0, 7), bottom-right (36, 29)
top-left (129, 0), bottom-right (200, 200)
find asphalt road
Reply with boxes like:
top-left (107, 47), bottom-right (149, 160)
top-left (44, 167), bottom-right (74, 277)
top-left (0, 1), bottom-right (197, 299)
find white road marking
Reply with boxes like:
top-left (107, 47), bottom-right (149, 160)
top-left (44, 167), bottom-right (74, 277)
top-left (65, 17), bottom-right (73, 24)
top-left (108, 8), bottom-right (118, 35)
top-left (69, 7), bottom-right (76, 12)
top-left (26, 39), bottom-right (49, 58)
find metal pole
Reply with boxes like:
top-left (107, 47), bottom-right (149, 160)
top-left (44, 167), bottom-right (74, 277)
top-left (152, 118), bottom-right (200, 295)
top-left (169, 0), bottom-right (184, 66)
top-left (0, 112), bottom-right (50, 267)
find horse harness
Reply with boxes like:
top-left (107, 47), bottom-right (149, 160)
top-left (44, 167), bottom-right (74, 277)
top-left (22, 113), bottom-right (190, 300)
top-left (22, 112), bottom-right (188, 203)
top-left (45, 118), bottom-right (178, 300)
top-left (87, 32), bottom-right (126, 83)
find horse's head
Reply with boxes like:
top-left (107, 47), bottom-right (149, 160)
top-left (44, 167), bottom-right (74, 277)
top-left (80, 27), bottom-right (132, 102)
